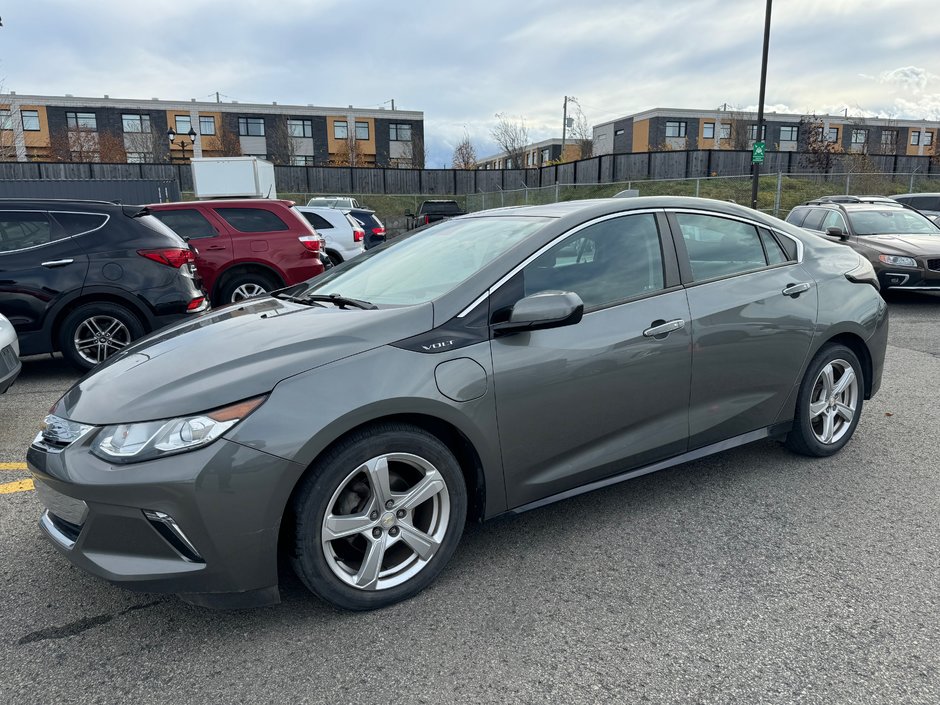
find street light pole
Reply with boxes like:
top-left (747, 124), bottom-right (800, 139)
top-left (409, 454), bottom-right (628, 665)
top-left (167, 126), bottom-right (199, 163)
top-left (750, 0), bottom-right (773, 210)
top-left (560, 96), bottom-right (569, 162)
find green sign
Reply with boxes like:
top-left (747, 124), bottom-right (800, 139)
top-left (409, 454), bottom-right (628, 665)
top-left (752, 141), bottom-right (766, 164)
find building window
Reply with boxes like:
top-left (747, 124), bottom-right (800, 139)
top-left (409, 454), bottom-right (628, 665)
top-left (238, 117), bottom-right (265, 136)
top-left (69, 150), bottom-right (100, 162)
top-left (665, 121), bottom-right (686, 138)
top-left (925, 131), bottom-right (934, 146)
top-left (719, 124), bottom-right (731, 140)
top-left (288, 119), bottom-right (313, 138)
top-left (355, 121), bottom-right (369, 140)
top-left (748, 125), bottom-right (766, 140)
top-left (199, 116), bottom-right (216, 135)
top-left (290, 155), bottom-right (315, 166)
top-left (614, 128), bottom-right (625, 136)
top-left (122, 113), bottom-right (151, 133)
top-left (333, 120), bottom-right (348, 139)
top-left (827, 127), bottom-right (839, 142)
top-left (911, 131), bottom-right (921, 146)
top-left (0, 110), bottom-right (12, 130)
top-left (851, 129), bottom-right (867, 144)
top-left (175, 115), bottom-right (192, 134)
top-left (702, 122), bottom-right (715, 139)
top-left (126, 152), bottom-right (153, 163)
top-left (881, 129), bottom-right (897, 146)
top-left (780, 126), bottom-right (798, 141)
top-left (21, 110), bottom-right (40, 131)
top-left (389, 123), bottom-right (412, 141)
top-left (66, 112), bottom-right (97, 131)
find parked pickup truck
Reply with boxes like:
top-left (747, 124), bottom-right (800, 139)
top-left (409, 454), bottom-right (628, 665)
top-left (407, 199), bottom-right (466, 229)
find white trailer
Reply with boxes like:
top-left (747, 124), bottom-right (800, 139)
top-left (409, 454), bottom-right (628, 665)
top-left (190, 157), bottom-right (277, 199)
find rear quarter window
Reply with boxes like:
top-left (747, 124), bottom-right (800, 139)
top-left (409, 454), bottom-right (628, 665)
top-left (300, 212), bottom-right (334, 229)
top-left (150, 209), bottom-right (216, 239)
top-left (800, 209), bottom-right (827, 231)
top-left (214, 208), bottom-right (289, 233)
top-left (785, 208), bottom-right (807, 226)
top-left (51, 212), bottom-right (108, 236)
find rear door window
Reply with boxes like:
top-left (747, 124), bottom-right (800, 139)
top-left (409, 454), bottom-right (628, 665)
top-left (151, 208), bottom-right (217, 239)
top-left (0, 211), bottom-right (61, 252)
top-left (785, 208), bottom-right (808, 226)
top-left (214, 208), bottom-right (289, 233)
top-left (800, 209), bottom-right (827, 231)
top-left (675, 213), bottom-right (770, 281)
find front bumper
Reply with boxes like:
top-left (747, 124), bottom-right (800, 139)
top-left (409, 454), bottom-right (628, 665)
top-left (27, 433), bottom-right (305, 609)
top-left (878, 262), bottom-right (940, 290)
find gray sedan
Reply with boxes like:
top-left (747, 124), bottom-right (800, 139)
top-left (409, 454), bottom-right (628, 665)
top-left (27, 197), bottom-right (888, 611)
top-left (0, 312), bottom-right (21, 394)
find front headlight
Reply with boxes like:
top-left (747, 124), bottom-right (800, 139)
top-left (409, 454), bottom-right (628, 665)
top-left (878, 254), bottom-right (918, 268)
top-left (92, 396), bottom-right (265, 464)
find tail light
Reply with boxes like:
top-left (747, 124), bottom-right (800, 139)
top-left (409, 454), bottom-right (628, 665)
top-left (186, 296), bottom-right (207, 312)
top-left (372, 227), bottom-right (386, 237)
top-left (353, 228), bottom-right (365, 243)
top-left (424, 215), bottom-right (430, 225)
top-left (298, 235), bottom-right (321, 252)
top-left (138, 248), bottom-right (195, 268)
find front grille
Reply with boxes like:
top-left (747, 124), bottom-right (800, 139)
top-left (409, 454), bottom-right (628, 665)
top-left (0, 344), bottom-right (16, 375)
top-left (34, 479), bottom-right (88, 526)
top-left (927, 258), bottom-right (940, 272)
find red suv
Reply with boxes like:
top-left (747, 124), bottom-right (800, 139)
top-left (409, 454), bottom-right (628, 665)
top-left (148, 199), bottom-right (326, 305)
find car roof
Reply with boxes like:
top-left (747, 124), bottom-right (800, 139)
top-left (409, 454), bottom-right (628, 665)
top-left (0, 198), bottom-right (129, 211)
top-left (148, 199), bottom-right (296, 208)
top-left (461, 196), bottom-right (774, 221)
top-left (894, 192), bottom-right (940, 197)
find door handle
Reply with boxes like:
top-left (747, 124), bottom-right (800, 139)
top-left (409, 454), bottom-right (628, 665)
top-left (782, 282), bottom-right (812, 297)
top-left (643, 319), bottom-right (685, 338)
top-left (41, 259), bottom-right (74, 268)
top-left (205, 245), bottom-right (226, 251)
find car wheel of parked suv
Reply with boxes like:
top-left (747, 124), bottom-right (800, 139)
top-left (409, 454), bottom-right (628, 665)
top-left (786, 344), bottom-right (863, 457)
top-left (58, 302), bottom-right (144, 371)
top-left (219, 272), bottom-right (279, 304)
top-left (290, 423), bottom-right (467, 611)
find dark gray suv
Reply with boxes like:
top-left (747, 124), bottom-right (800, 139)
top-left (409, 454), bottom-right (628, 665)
top-left (28, 197), bottom-right (888, 611)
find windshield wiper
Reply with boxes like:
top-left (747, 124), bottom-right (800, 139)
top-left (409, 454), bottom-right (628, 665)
top-left (303, 293), bottom-right (378, 310)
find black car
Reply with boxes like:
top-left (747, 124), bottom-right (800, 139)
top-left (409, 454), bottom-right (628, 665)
top-left (347, 208), bottom-right (387, 249)
top-left (892, 192), bottom-right (940, 220)
top-left (786, 198), bottom-right (940, 291)
top-left (0, 199), bottom-right (209, 370)
top-left (407, 200), bottom-right (466, 229)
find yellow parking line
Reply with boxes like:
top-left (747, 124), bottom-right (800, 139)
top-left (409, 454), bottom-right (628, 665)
top-left (0, 462), bottom-right (28, 471)
top-left (0, 479), bottom-right (34, 494)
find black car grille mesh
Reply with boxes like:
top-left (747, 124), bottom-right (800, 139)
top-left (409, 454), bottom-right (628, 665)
top-left (927, 258), bottom-right (940, 272)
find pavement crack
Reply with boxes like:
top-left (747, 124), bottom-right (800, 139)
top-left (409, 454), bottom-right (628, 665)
top-left (16, 600), bottom-right (164, 645)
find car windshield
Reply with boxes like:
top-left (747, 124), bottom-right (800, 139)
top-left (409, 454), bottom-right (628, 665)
top-left (302, 216), bottom-right (548, 306)
top-left (848, 209), bottom-right (940, 236)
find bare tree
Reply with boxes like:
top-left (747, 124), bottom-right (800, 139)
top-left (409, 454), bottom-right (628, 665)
top-left (798, 116), bottom-right (843, 172)
top-left (724, 110), bottom-right (752, 150)
top-left (218, 124), bottom-right (243, 157)
top-left (331, 134), bottom-right (363, 166)
top-left (452, 130), bottom-right (477, 169)
top-left (491, 113), bottom-right (528, 169)
top-left (125, 128), bottom-right (160, 162)
top-left (568, 103), bottom-right (594, 160)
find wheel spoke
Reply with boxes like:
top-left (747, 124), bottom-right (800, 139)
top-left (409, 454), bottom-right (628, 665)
top-left (397, 469), bottom-right (445, 511)
top-left (364, 456), bottom-right (392, 506)
top-left (821, 410), bottom-right (835, 443)
top-left (397, 521), bottom-right (440, 561)
top-left (323, 513), bottom-right (373, 542)
top-left (820, 364), bottom-right (835, 396)
top-left (809, 400), bottom-right (828, 418)
top-left (354, 537), bottom-right (386, 590)
top-left (835, 402), bottom-right (854, 423)
top-left (832, 367), bottom-right (856, 397)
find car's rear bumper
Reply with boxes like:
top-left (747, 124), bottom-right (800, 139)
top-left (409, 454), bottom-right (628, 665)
top-left (27, 435), bottom-right (305, 609)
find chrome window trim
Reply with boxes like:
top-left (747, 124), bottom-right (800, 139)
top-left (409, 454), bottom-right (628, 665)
top-left (457, 208), bottom-right (665, 318)
top-left (0, 209), bottom-right (110, 254)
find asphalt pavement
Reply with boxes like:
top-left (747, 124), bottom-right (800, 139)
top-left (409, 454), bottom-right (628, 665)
top-left (0, 294), bottom-right (938, 705)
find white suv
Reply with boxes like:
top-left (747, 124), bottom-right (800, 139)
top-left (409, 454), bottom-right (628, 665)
top-left (295, 207), bottom-right (366, 265)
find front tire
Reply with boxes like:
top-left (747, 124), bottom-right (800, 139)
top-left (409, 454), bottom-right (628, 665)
top-left (786, 344), bottom-right (864, 457)
top-left (290, 423), bottom-right (467, 610)
top-left (58, 302), bottom-right (145, 371)
top-left (218, 272), bottom-right (279, 305)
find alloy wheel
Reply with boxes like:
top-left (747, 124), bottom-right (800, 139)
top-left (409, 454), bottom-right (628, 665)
top-left (231, 283), bottom-right (268, 302)
top-left (808, 359), bottom-right (859, 445)
top-left (321, 453), bottom-right (450, 591)
top-left (73, 315), bottom-right (131, 365)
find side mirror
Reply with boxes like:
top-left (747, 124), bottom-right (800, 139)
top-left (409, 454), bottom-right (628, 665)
top-left (492, 291), bottom-right (584, 336)
top-left (825, 226), bottom-right (849, 241)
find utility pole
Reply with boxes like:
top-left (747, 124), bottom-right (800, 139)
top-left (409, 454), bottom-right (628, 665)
top-left (560, 96), bottom-right (569, 162)
top-left (391, 99), bottom-right (395, 110)
top-left (750, 0), bottom-right (773, 210)
top-left (216, 91), bottom-right (220, 103)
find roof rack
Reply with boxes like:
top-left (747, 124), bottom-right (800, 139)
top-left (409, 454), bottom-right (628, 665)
top-left (804, 195), bottom-right (898, 205)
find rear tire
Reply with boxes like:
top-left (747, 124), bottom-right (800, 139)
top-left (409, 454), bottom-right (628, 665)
top-left (58, 302), bottom-right (144, 371)
top-left (217, 272), bottom-right (279, 305)
top-left (326, 250), bottom-right (343, 267)
top-left (290, 423), bottom-right (467, 611)
top-left (785, 344), bottom-right (864, 457)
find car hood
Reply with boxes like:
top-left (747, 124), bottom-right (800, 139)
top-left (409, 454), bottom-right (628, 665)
top-left (859, 233), bottom-right (940, 256)
top-left (53, 297), bottom-right (434, 425)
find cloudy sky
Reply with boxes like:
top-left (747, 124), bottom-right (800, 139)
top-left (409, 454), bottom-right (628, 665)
top-left (2, 0), bottom-right (939, 166)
